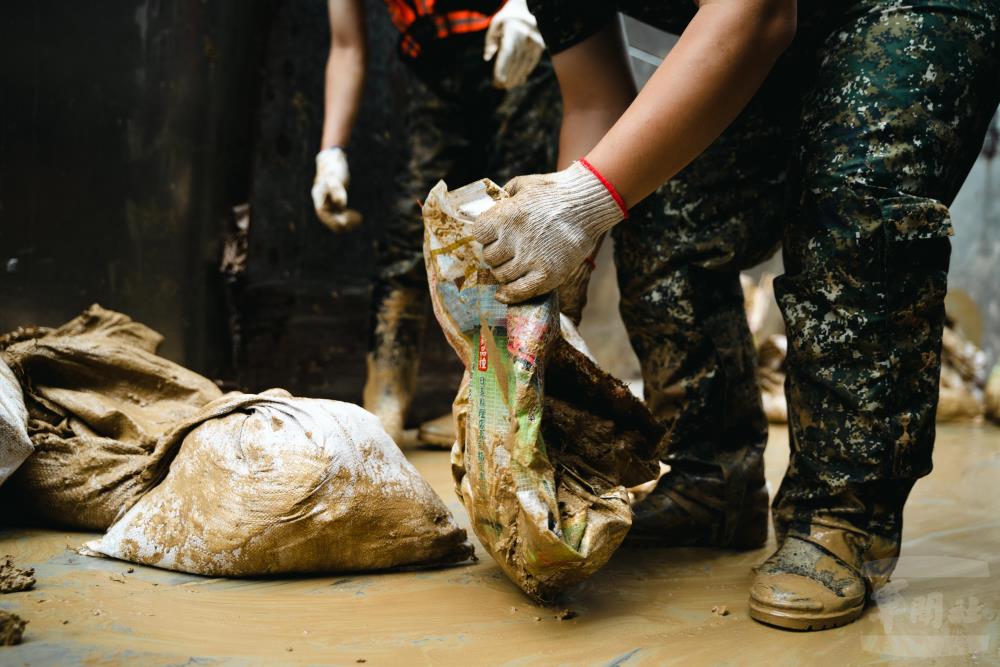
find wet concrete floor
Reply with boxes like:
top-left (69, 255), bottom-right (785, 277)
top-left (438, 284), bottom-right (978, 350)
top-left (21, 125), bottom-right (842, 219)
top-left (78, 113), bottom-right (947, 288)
top-left (0, 423), bottom-right (997, 665)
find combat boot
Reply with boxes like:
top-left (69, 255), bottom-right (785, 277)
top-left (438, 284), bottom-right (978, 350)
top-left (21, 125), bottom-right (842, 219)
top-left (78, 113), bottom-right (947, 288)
top-left (363, 352), bottom-right (418, 444)
top-left (749, 516), bottom-right (899, 630)
top-left (628, 446), bottom-right (769, 549)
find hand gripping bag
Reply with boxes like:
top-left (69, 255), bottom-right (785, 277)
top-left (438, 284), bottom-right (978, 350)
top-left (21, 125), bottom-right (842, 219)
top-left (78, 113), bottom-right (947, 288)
top-left (423, 179), bottom-right (663, 601)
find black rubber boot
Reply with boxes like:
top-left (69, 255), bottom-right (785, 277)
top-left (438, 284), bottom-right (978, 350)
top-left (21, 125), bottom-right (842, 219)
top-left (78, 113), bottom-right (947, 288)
top-left (628, 445), bottom-right (769, 549)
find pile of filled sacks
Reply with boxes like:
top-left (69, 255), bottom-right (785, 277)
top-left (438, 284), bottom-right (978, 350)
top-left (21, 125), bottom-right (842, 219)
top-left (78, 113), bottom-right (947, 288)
top-left (741, 276), bottom-right (997, 424)
top-left (0, 305), bottom-right (472, 575)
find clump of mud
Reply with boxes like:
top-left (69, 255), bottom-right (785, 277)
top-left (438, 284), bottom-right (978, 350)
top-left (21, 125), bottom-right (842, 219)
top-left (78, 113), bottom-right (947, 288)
top-left (0, 556), bottom-right (35, 593)
top-left (0, 610), bottom-right (26, 645)
top-left (542, 340), bottom-right (664, 486)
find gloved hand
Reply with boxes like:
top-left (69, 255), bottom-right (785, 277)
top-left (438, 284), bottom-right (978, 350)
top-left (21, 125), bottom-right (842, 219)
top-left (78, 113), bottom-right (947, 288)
top-left (311, 147), bottom-right (362, 232)
top-left (483, 0), bottom-right (545, 90)
top-left (473, 160), bottom-right (627, 303)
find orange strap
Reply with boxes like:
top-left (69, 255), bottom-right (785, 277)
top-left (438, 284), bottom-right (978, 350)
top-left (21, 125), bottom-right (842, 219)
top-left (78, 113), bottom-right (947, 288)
top-left (385, 0), bottom-right (499, 56)
top-left (385, 0), bottom-right (417, 33)
top-left (435, 10), bottom-right (493, 37)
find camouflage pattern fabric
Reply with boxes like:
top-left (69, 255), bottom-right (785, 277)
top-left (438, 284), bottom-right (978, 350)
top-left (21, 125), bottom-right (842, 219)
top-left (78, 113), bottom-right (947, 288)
top-left (614, 67), bottom-right (789, 548)
top-left (772, 0), bottom-right (999, 554)
top-left (608, 0), bottom-right (1000, 551)
top-left (371, 37), bottom-right (562, 360)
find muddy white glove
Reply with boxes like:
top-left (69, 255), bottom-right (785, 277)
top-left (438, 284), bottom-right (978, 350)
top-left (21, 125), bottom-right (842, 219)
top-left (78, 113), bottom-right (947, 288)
top-left (473, 160), bottom-right (627, 303)
top-left (483, 0), bottom-right (545, 90)
top-left (312, 147), bottom-right (362, 232)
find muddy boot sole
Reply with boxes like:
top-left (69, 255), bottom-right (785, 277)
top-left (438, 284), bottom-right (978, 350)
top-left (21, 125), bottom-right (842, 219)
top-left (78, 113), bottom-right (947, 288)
top-left (748, 533), bottom-right (875, 631)
top-left (748, 599), bottom-right (865, 631)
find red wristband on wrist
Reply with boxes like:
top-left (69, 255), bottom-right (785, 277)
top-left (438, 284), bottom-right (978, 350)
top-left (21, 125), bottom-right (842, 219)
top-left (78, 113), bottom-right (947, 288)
top-left (579, 158), bottom-right (629, 220)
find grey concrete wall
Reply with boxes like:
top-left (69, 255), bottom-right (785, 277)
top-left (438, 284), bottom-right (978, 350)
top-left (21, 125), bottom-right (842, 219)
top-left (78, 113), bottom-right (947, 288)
top-left (948, 117), bottom-right (1000, 367)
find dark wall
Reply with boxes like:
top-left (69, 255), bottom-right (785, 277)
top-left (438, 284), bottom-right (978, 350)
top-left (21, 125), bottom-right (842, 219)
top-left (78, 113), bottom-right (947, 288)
top-left (239, 1), bottom-right (464, 422)
top-left (0, 1), bottom-right (271, 374)
top-left (1, 1), bottom-right (462, 420)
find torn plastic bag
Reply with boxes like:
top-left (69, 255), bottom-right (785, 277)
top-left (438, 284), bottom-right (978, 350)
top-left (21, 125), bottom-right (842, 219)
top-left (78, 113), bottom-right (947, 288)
top-left (423, 179), bottom-right (662, 601)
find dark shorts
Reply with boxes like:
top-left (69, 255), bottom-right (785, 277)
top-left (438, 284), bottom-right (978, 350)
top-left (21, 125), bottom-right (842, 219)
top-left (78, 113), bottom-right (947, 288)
top-left (528, 0), bottom-right (700, 53)
top-left (526, 0), bottom-right (987, 54)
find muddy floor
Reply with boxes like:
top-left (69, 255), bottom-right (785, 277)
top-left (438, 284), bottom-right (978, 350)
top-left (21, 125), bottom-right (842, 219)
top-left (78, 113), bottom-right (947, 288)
top-left (0, 423), bottom-right (997, 666)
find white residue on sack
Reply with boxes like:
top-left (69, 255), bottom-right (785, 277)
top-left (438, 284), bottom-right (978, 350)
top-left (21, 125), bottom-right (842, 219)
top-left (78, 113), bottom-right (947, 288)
top-left (84, 389), bottom-right (473, 576)
top-left (0, 357), bottom-right (32, 487)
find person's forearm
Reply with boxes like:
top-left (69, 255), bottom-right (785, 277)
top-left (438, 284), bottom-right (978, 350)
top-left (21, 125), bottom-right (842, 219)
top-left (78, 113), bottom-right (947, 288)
top-left (552, 24), bottom-right (637, 169)
top-left (558, 106), bottom-right (630, 170)
top-left (321, 47), bottom-right (366, 149)
top-left (320, 0), bottom-right (367, 149)
top-left (585, 0), bottom-right (795, 206)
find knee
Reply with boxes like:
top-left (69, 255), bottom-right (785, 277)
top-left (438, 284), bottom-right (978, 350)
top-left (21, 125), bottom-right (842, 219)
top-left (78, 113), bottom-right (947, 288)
top-left (777, 181), bottom-right (952, 365)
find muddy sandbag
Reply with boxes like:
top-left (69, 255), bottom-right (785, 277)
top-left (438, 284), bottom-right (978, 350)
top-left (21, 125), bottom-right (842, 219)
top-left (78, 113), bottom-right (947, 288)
top-left (937, 325), bottom-right (985, 422)
top-left (85, 389), bottom-right (474, 575)
top-left (0, 610), bottom-right (26, 646)
top-left (423, 179), bottom-right (662, 601)
top-left (937, 365), bottom-right (983, 422)
top-left (0, 305), bottom-right (223, 529)
top-left (0, 357), bottom-right (33, 487)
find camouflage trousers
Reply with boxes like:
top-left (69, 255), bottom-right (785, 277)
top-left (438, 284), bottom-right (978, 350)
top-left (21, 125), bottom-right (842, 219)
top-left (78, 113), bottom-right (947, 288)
top-left (614, 0), bottom-right (1000, 544)
top-left (370, 39), bottom-right (561, 360)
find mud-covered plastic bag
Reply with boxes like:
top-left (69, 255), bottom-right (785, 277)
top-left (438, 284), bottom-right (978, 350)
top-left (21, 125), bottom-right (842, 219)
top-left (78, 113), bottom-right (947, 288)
top-left (85, 389), bottom-right (474, 575)
top-left (0, 305), bottom-right (223, 529)
top-left (0, 357), bottom-right (32, 487)
top-left (423, 179), bottom-right (663, 600)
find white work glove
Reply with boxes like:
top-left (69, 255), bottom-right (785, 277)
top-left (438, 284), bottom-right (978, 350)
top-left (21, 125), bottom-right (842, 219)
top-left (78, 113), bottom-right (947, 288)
top-left (473, 160), bottom-right (626, 303)
top-left (483, 0), bottom-right (545, 90)
top-left (311, 147), bottom-right (362, 232)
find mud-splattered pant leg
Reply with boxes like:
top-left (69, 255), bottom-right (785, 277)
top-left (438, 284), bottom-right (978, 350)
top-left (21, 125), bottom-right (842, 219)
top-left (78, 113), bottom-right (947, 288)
top-left (371, 48), bottom-right (561, 364)
top-left (370, 73), bottom-right (448, 366)
top-left (613, 74), bottom-right (793, 497)
top-left (773, 0), bottom-right (1000, 546)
